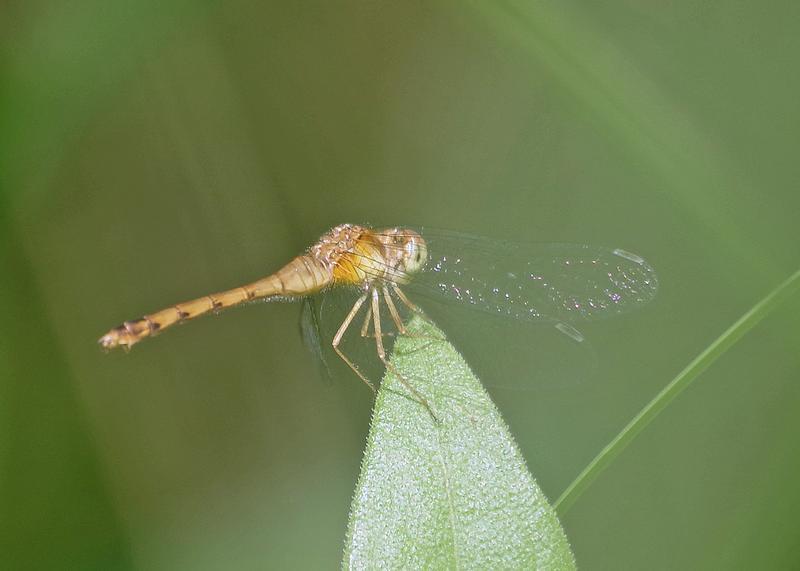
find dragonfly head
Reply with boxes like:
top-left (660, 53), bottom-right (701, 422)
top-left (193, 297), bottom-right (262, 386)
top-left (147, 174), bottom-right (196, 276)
top-left (402, 231), bottom-right (428, 274)
top-left (379, 227), bottom-right (428, 284)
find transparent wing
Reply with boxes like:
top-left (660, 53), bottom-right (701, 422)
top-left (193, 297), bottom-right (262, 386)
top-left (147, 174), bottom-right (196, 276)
top-left (396, 228), bottom-right (658, 324)
top-left (300, 226), bottom-right (657, 392)
top-left (299, 296), bottom-right (335, 384)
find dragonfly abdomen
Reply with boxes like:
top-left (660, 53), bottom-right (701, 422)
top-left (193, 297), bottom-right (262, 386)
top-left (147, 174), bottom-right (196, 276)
top-left (258, 253), bottom-right (333, 296)
top-left (99, 254), bottom-right (333, 350)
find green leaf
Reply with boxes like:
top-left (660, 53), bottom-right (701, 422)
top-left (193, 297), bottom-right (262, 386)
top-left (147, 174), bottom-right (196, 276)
top-left (343, 316), bottom-right (575, 570)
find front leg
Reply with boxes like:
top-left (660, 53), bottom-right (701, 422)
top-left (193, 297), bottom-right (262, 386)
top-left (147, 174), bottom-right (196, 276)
top-left (332, 292), bottom-right (375, 392)
top-left (371, 288), bottom-right (437, 421)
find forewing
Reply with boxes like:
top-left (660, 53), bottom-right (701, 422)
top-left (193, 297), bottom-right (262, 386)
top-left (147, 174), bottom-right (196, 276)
top-left (403, 229), bottom-right (658, 324)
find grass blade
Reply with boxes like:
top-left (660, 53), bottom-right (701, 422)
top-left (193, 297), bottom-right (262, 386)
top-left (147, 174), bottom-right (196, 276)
top-left (555, 268), bottom-right (800, 515)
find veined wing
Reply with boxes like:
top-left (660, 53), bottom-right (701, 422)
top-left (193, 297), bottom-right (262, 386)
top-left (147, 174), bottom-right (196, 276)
top-left (384, 228), bottom-right (659, 324)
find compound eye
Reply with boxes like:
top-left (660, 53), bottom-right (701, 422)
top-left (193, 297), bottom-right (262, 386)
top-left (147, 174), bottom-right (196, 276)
top-left (404, 237), bottom-right (427, 273)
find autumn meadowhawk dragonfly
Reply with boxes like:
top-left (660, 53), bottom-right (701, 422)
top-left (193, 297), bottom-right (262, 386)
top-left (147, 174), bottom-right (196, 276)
top-left (100, 224), bottom-right (658, 412)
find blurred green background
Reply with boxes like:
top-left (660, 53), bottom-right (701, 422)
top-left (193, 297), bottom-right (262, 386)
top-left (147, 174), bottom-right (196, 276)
top-left (2, 1), bottom-right (799, 569)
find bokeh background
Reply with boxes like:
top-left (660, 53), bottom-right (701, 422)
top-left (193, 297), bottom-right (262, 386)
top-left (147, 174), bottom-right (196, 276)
top-left (2, 1), bottom-right (799, 569)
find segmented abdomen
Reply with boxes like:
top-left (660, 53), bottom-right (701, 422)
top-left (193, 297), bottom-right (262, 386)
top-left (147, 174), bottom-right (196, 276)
top-left (99, 254), bottom-right (333, 349)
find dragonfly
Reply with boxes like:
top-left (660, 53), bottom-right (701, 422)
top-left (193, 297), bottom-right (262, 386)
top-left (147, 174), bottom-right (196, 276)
top-left (99, 223), bottom-right (658, 413)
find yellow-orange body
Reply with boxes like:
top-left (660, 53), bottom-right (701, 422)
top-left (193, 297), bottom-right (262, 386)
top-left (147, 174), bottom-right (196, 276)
top-left (99, 224), bottom-right (427, 350)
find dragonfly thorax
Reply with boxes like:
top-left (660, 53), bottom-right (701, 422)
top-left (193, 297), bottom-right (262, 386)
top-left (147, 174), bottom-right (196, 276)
top-left (318, 225), bottom-right (428, 288)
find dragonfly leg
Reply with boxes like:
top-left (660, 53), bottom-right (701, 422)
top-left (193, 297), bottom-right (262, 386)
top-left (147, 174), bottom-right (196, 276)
top-left (332, 292), bottom-right (376, 393)
top-left (382, 285), bottom-right (407, 335)
top-left (371, 288), bottom-right (438, 422)
top-left (359, 304), bottom-right (373, 337)
top-left (360, 294), bottom-right (396, 339)
top-left (390, 283), bottom-right (445, 343)
top-left (391, 283), bottom-right (424, 315)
